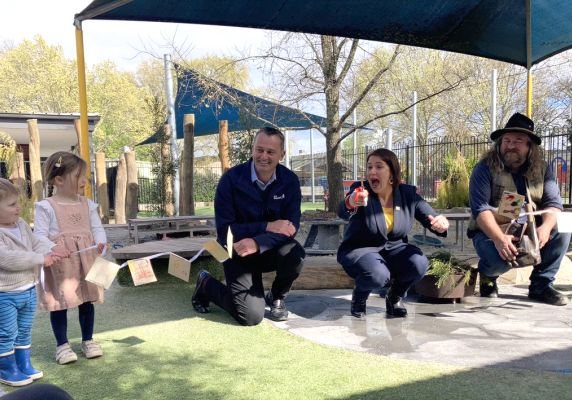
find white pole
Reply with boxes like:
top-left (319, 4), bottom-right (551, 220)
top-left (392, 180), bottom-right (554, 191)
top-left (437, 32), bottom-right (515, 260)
top-left (164, 54), bottom-right (179, 215)
top-left (310, 129), bottom-right (315, 203)
top-left (491, 69), bottom-right (497, 131)
top-left (386, 128), bottom-right (393, 150)
top-left (284, 130), bottom-right (290, 169)
top-left (353, 109), bottom-right (357, 181)
top-left (412, 91), bottom-right (417, 186)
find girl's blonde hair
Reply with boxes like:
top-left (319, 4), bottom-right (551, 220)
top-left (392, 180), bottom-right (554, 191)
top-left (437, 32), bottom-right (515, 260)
top-left (0, 178), bottom-right (19, 202)
top-left (43, 151), bottom-right (87, 197)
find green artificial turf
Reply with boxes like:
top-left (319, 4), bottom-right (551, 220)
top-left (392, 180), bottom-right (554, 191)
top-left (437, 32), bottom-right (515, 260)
top-left (3, 282), bottom-right (568, 399)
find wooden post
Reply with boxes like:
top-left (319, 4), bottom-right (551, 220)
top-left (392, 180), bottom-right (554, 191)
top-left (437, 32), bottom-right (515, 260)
top-left (73, 119), bottom-right (82, 154)
top-left (95, 152), bottom-right (109, 224)
top-left (181, 114), bottom-right (195, 215)
top-left (114, 154), bottom-right (127, 224)
top-left (162, 124), bottom-right (174, 216)
top-left (124, 150), bottom-right (139, 220)
top-left (218, 120), bottom-right (230, 173)
top-left (9, 152), bottom-right (25, 193)
top-left (27, 119), bottom-right (43, 202)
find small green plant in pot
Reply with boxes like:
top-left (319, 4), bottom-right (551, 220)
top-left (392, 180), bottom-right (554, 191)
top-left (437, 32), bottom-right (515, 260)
top-left (415, 250), bottom-right (477, 300)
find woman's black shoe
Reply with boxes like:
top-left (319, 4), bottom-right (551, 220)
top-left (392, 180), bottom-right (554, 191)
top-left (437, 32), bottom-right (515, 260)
top-left (386, 287), bottom-right (408, 318)
top-left (192, 270), bottom-right (211, 314)
top-left (350, 299), bottom-right (367, 318)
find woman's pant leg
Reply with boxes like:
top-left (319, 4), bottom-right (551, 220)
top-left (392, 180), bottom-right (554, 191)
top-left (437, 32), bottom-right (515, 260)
top-left (343, 252), bottom-right (392, 296)
top-left (381, 244), bottom-right (429, 297)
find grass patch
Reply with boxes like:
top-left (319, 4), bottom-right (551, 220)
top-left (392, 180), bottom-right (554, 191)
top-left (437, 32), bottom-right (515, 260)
top-left (4, 283), bottom-right (568, 400)
top-left (116, 257), bottom-right (224, 287)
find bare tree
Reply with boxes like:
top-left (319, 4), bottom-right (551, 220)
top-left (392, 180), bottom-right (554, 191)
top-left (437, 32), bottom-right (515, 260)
top-left (256, 33), bottom-right (466, 211)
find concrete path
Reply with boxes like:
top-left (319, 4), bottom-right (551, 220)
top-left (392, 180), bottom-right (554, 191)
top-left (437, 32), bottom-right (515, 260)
top-left (270, 285), bottom-right (572, 374)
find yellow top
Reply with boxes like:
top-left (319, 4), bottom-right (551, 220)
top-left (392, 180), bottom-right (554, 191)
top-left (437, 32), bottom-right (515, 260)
top-left (383, 207), bottom-right (394, 233)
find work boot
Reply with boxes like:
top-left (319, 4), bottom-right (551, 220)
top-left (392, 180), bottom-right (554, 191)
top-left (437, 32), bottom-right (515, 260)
top-left (350, 289), bottom-right (368, 318)
top-left (0, 352), bottom-right (33, 387)
top-left (14, 347), bottom-right (43, 380)
top-left (528, 286), bottom-right (569, 306)
top-left (265, 291), bottom-right (289, 321)
top-left (192, 270), bottom-right (211, 314)
top-left (385, 287), bottom-right (407, 318)
top-left (479, 274), bottom-right (499, 298)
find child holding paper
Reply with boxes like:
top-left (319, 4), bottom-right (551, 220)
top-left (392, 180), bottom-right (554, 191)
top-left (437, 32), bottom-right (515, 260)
top-left (0, 178), bottom-right (65, 386)
top-left (34, 152), bottom-right (106, 365)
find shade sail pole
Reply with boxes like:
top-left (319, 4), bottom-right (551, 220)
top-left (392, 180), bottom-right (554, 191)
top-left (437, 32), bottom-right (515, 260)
top-left (74, 20), bottom-right (93, 198)
top-left (526, 0), bottom-right (533, 117)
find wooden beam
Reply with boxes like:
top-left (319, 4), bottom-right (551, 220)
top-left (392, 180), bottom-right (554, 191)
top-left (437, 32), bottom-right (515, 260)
top-left (26, 119), bottom-right (43, 202)
top-left (114, 154), bottom-right (127, 224)
top-left (95, 152), bottom-right (109, 224)
top-left (125, 150), bottom-right (139, 220)
top-left (218, 120), bottom-right (230, 173)
top-left (181, 114), bottom-right (195, 215)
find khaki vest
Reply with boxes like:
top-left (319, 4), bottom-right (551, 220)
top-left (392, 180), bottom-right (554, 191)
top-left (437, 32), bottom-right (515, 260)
top-left (467, 162), bottom-right (546, 235)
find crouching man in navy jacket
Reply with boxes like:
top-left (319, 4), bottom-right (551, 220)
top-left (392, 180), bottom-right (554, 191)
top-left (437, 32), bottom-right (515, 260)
top-left (192, 127), bottom-right (305, 325)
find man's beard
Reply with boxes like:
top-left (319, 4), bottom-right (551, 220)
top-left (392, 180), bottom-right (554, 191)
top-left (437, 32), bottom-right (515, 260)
top-left (502, 150), bottom-right (527, 169)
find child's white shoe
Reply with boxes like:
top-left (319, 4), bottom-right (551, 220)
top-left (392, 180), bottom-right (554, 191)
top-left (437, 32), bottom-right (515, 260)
top-left (55, 343), bottom-right (78, 365)
top-left (81, 340), bottom-right (103, 359)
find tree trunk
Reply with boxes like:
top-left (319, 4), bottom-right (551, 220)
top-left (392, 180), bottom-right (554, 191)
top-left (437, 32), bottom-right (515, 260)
top-left (27, 119), bottom-right (43, 203)
top-left (326, 132), bottom-right (344, 212)
top-left (218, 120), bottom-right (231, 173)
top-left (124, 150), bottom-right (139, 220)
top-left (114, 154), bottom-right (127, 224)
top-left (95, 152), bottom-right (109, 224)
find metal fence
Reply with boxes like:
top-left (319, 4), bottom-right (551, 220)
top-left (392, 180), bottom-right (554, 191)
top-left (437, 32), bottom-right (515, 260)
top-left (2, 127), bottom-right (570, 206)
top-left (289, 127), bottom-right (572, 204)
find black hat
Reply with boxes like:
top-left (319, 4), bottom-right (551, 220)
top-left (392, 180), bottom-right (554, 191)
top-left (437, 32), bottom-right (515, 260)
top-left (490, 112), bottom-right (541, 145)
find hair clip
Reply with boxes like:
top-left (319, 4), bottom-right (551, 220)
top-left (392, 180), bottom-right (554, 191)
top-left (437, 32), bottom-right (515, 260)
top-left (55, 156), bottom-right (62, 168)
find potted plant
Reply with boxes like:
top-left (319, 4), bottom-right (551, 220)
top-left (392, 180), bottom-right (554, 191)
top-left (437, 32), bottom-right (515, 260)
top-left (415, 250), bottom-right (477, 301)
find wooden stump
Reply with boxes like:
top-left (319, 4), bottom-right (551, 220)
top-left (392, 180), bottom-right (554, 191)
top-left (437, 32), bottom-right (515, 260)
top-left (262, 256), bottom-right (353, 290)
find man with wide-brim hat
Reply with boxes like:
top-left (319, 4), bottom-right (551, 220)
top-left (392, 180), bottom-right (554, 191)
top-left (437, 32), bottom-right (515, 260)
top-left (467, 112), bottom-right (570, 305)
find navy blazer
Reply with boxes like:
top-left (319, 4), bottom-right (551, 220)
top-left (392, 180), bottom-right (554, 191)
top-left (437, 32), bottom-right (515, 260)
top-left (214, 159), bottom-right (302, 253)
top-left (337, 181), bottom-right (446, 266)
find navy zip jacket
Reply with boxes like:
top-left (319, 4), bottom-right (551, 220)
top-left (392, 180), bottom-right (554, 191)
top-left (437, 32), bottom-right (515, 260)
top-left (337, 181), bottom-right (446, 266)
top-left (214, 159), bottom-right (302, 253)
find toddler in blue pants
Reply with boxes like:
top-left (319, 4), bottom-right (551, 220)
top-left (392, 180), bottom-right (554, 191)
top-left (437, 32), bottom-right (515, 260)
top-left (0, 179), bottom-right (66, 387)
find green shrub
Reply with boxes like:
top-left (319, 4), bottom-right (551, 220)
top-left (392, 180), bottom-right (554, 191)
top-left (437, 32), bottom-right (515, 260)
top-left (436, 151), bottom-right (471, 209)
top-left (427, 251), bottom-right (473, 289)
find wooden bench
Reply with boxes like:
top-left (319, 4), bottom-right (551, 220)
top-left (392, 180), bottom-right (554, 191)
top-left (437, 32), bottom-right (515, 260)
top-left (422, 212), bottom-right (471, 251)
top-left (263, 255), bottom-right (353, 290)
top-left (128, 216), bottom-right (216, 244)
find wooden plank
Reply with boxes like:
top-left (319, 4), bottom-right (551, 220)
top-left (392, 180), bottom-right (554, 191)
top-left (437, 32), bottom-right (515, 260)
top-left (262, 256), bottom-right (353, 290)
top-left (111, 237), bottom-right (211, 262)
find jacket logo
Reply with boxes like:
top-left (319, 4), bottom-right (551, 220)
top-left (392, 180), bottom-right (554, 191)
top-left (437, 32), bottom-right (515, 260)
top-left (273, 194), bottom-right (285, 200)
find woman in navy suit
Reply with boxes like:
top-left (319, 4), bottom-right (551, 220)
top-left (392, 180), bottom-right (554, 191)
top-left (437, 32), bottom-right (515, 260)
top-left (338, 148), bottom-right (449, 318)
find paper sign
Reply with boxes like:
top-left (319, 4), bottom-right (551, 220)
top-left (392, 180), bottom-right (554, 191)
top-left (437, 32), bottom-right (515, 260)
top-left (204, 239), bottom-right (230, 262)
top-left (498, 191), bottom-right (526, 220)
top-left (226, 226), bottom-right (233, 259)
top-left (556, 212), bottom-right (572, 233)
top-left (127, 258), bottom-right (157, 286)
top-left (85, 257), bottom-right (120, 289)
top-left (168, 253), bottom-right (191, 282)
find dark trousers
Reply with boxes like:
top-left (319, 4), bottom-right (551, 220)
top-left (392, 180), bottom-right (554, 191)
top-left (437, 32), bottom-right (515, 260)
top-left (50, 302), bottom-right (95, 346)
top-left (203, 241), bottom-right (304, 326)
top-left (343, 243), bottom-right (428, 300)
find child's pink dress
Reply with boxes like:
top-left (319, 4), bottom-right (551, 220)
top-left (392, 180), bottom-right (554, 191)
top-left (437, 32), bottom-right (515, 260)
top-left (37, 197), bottom-right (103, 311)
